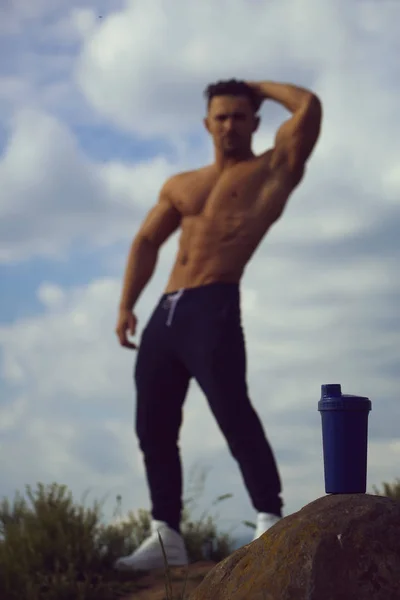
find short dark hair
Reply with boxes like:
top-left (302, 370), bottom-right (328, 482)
top-left (204, 78), bottom-right (262, 113)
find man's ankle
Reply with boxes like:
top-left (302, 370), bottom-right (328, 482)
top-left (257, 510), bottom-right (282, 519)
top-left (153, 518), bottom-right (181, 534)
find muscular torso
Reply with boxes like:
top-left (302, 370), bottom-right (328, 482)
top-left (165, 152), bottom-right (303, 293)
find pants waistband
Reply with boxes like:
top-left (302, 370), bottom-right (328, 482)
top-left (160, 282), bottom-right (239, 326)
top-left (161, 282), bottom-right (239, 302)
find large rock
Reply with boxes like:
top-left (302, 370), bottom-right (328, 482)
top-left (188, 494), bottom-right (400, 600)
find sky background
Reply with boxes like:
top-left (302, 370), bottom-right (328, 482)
top-left (1, 0), bottom-right (399, 547)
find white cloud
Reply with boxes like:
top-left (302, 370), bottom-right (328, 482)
top-left (1, 0), bottom-right (400, 540)
top-left (0, 108), bottom-right (182, 263)
top-left (70, 8), bottom-right (98, 39)
top-left (37, 283), bottom-right (66, 309)
top-left (75, 0), bottom-right (293, 136)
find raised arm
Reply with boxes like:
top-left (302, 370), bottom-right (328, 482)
top-left (118, 178), bottom-right (181, 312)
top-left (247, 80), bottom-right (322, 180)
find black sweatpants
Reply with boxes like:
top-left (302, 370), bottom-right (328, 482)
top-left (134, 282), bottom-right (282, 533)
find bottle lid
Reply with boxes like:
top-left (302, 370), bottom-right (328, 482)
top-left (318, 384), bottom-right (371, 411)
top-left (321, 384), bottom-right (341, 398)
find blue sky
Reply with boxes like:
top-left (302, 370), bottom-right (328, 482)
top-left (1, 0), bottom-right (400, 546)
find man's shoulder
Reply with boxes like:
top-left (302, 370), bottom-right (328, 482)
top-left (166, 166), bottom-right (210, 184)
top-left (162, 166), bottom-right (211, 197)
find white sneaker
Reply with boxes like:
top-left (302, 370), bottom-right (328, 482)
top-left (113, 519), bottom-right (189, 571)
top-left (252, 512), bottom-right (281, 541)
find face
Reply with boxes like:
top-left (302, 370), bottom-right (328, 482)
top-left (204, 95), bottom-right (260, 156)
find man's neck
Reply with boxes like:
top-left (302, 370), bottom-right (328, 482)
top-left (213, 149), bottom-right (255, 172)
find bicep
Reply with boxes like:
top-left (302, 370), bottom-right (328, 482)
top-left (138, 186), bottom-right (181, 248)
top-left (271, 95), bottom-right (322, 175)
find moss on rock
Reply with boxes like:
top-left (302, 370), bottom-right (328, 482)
top-left (189, 494), bottom-right (400, 600)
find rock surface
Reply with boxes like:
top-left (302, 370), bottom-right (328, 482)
top-left (188, 494), bottom-right (400, 600)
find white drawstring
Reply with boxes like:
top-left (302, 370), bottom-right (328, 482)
top-left (165, 289), bottom-right (184, 326)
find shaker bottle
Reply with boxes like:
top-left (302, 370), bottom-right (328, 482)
top-left (318, 383), bottom-right (372, 494)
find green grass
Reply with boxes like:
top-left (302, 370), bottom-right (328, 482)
top-left (0, 469), bottom-right (250, 600)
top-left (372, 478), bottom-right (400, 501)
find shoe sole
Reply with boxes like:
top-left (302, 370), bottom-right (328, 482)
top-left (114, 551), bottom-right (189, 571)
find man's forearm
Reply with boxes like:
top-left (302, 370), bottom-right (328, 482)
top-left (119, 236), bottom-right (158, 310)
top-left (248, 80), bottom-right (318, 114)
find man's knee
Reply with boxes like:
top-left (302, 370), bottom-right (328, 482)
top-left (135, 411), bottom-right (180, 453)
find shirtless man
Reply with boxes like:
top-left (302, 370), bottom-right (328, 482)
top-left (114, 78), bottom-right (322, 571)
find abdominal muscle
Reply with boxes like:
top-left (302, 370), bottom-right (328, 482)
top-left (164, 213), bottom-right (265, 293)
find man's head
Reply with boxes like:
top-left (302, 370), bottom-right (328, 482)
top-left (203, 79), bottom-right (261, 157)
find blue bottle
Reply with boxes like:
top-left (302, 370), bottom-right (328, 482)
top-left (318, 384), bottom-right (372, 494)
